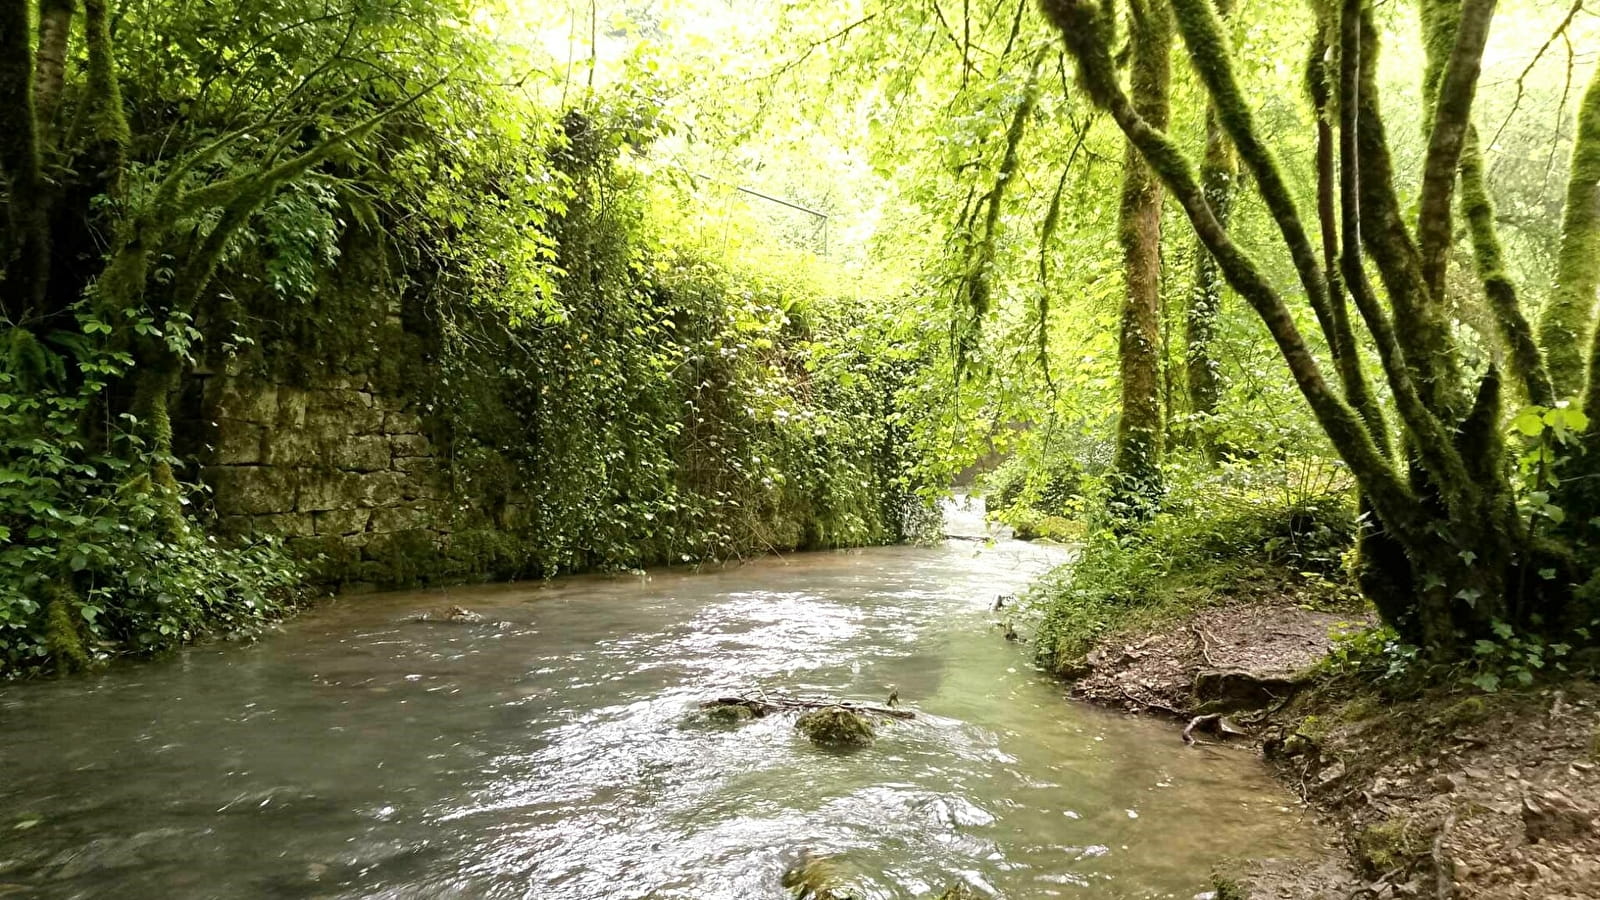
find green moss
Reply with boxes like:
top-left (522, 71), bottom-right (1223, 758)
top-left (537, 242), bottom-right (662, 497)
top-left (795, 706), bottom-right (876, 748)
top-left (1209, 872), bottom-right (1247, 900)
top-left (1432, 696), bottom-right (1487, 730)
top-left (1551, 66), bottom-right (1600, 399)
top-left (1354, 817), bottom-right (1420, 875)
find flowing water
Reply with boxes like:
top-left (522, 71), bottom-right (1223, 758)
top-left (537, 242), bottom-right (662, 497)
top-left (0, 502), bottom-right (1321, 898)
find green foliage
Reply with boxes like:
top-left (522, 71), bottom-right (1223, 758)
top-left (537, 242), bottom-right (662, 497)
top-left (1, 314), bottom-right (304, 678)
top-left (0, 0), bottom-right (941, 679)
top-left (1322, 616), bottom-right (1598, 697)
top-left (1033, 461), bottom-right (1355, 666)
top-left (981, 449), bottom-right (1085, 520)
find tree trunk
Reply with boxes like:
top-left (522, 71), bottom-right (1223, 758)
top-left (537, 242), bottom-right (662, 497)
top-left (1110, 0), bottom-right (1172, 519)
top-left (1548, 66), bottom-right (1600, 400)
top-left (34, 0), bottom-right (76, 133)
top-left (1184, 0), bottom-right (1234, 463)
top-left (1, 0), bottom-right (47, 323)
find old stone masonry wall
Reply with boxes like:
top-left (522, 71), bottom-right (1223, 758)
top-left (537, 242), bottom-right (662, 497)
top-left (196, 366), bottom-right (451, 587)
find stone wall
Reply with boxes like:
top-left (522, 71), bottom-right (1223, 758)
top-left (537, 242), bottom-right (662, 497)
top-left (195, 366), bottom-right (453, 587)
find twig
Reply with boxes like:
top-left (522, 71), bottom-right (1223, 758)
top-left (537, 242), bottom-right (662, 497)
top-left (1485, 0), bottom-right (1584, 152)
top-left (1191, 623), bottom-right (1221, 667)
top-left (1432, 812), bottom-right (1458, 900)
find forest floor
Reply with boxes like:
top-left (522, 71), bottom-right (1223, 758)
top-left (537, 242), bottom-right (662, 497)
top-left (1054, 580), bottom-right (1600, 899)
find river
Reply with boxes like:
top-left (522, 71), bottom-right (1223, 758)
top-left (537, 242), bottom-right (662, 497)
top-left (0, 501), bottom-right (1319, 898)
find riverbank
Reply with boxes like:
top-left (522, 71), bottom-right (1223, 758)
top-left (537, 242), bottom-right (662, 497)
top-left (1044, 567), bottom-right (1600, 899)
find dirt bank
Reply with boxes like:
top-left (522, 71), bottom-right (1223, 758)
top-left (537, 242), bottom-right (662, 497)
top-left (1055, 599), bottom-right (1600, 899)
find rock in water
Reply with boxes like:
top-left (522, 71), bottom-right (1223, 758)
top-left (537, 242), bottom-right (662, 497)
top-left (781, 851), bottom-right (859, 899)
top-left (412, 605), bottom-right (484, 624)
top-left (795, 706), bottom-right (875, 748)
top-left (703, 703), bottom-right (757, 726)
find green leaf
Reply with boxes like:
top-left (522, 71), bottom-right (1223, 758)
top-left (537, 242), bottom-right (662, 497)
top-left (1512, 409), bottom-right (1546, 436)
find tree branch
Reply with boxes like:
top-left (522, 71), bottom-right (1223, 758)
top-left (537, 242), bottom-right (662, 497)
top-left (1416, 0), bottom-right (1498, 301)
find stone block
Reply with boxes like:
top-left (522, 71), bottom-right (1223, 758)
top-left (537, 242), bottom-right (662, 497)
top-left (209, 378), bottom-right (279, 423)
top-left (389, 433), bottom-right (430, 459)
top-left (368, 505), bottom-right (436, 534)
top-left (250, 512), bottom-right (315, 538)
top-left (331, 435), bottom-right (391, 472)
top-left (383, 410), bottom-right (423, 434)
top-left (296, 471), bottom-right (360, 512)
top-left (409, 473), bottom-right (447, 501)
top-left (205, 466), bottom-right (298, 516)
top-left (354, 471), bottom-right (411, 508)
top-left (261, 429), bottom-right (319, 467)
top-left (276, 388), bottom-right (309, 428)
top-left (307, 391), bottom-right (383, 435)
top-left (393, 456), bottom-right (439, 477)
top-left (213, 421), bottom-right (263, 465)
top-left (314, 508), bottom-right (370, 536)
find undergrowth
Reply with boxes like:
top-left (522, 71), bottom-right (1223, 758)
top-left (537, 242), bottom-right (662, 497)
top-left (1030, 459), bottom-right (1357, 669)
top-left (2, 319), bottom-right (307, 678)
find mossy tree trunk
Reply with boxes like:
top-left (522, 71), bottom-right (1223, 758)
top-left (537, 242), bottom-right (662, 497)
top-left (1, 0), bottom-right (48, 323)
top-left (1548, 68), bottom-right (1600, 400)
top-left (34, 0), bottom-right (75, 132)
top-left (1109, 0), bottom-right (1171, 520)
top-left (1184, 0), bottom-right (1233, 464)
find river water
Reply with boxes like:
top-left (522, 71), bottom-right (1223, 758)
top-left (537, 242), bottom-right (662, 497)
top-left (0, 502), bottom-right (1319, 898)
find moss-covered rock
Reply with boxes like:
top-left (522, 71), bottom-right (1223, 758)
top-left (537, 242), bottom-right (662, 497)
top-left (703, 704), bottom-right (758, 726)
top-left (795, 706), bottom-right (875, 748)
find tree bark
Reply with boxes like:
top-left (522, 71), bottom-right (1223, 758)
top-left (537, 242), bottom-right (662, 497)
top-left (34, 0), bottom-right (76, 133)
top-left (1110, 0), bottom-right (1171, 519)
top-left (1551, 66), bottom-right (1600, 401)
top-left (1, 0), bottom-right (46, 322)
top-left (1415, 0), bottom-right (1498, 303)
top-left (1458, 126), bottom-right (1555, 407)
top-left (1185, 0), bottom-right (1234, 462)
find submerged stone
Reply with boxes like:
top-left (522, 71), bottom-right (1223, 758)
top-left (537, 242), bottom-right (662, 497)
top-left (410, 605), bottom-right (483, 624)
top-left (795, 706), bottom-right (875, 748)
top-left (702, 703), bottom-right (758, 726)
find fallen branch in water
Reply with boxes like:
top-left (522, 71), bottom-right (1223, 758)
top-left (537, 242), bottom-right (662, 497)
top-left (703, 693), bottom-right (916, 719)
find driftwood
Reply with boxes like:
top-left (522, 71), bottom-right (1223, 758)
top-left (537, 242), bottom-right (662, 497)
top-left (1182, 713), bottom-right (1250, 743)
top-left (703, 693), bottom-right (915, 720)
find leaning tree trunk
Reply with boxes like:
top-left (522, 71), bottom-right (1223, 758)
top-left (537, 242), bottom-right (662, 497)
top-left (1109, 0), bottom-right (1172, 520)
